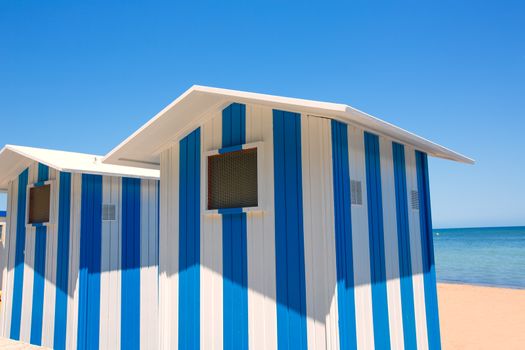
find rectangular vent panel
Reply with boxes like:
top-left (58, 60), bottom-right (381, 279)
top-left (102, 204), bottom-right (116, 221)
top-left (411, 190), bottom-right (420, 210)
top-left (351, 180), bottom-right (363, 205)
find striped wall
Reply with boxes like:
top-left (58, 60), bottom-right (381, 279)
top-left (0, 104), bottom-right (441, 350)
top-left (0, 161), bottom-right (159, 350)
top-left (159, 103), bottom-right (441, 349)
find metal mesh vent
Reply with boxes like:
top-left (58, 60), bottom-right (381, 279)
top-left (351, 180), bottom-right (363, 205)
top-left (411, 190), bottom-right (420, 210)
top-left (0, 223), bottom-right (6, 245)
top-left (102, 204), bottom-right (116, 221)
top-left (208, 148), bottom-right (258, 210)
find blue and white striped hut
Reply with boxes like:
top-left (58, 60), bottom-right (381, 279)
top-left (0, 145), bottom-right (160, 350)
top-left (105, 86), bottom-right (473, 350)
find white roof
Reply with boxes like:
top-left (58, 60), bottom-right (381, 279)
top-left (0, 145), bottom-right (159, 191)
top-left (104, 85), bottom-right (474, 168)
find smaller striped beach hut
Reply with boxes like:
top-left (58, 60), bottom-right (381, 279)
top-left (0, 145), bottom-right (159, 350)
top-left (106, 85), bottom-right (473, 350)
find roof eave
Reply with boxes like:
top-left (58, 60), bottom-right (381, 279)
top-left (102, 85), bottom-right (475, 167)
top-left (341, 107), bottom-right (475, 164)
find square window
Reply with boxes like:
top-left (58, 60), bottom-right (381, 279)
top-left (29, 184), bottom-right (51, 224)
top-left (207, 148), bottom-right (258, 210)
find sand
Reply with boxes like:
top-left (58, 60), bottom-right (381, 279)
top-left (1, 284), bottom-right (524, 349)
top-left (438, 283), bottom-right (525, 350)
top-left (0, 336), bottom-right (49, 349)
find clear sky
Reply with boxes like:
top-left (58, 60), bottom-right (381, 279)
top-left (0, 1), bottom-right (523, 228)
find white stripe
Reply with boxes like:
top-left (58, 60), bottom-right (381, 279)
top-left (348, 126), bottom-right (375, 350)
top-left (41, 168), bottom-right (59, 347)
top-left (0, 177), bottom-right (19, 337)
top-left (159, 144), bottom-right (180, 350)
top-left (301, 115), bottom-right (340, 350)
top-left (405, 149), bottom-right (429, 350)
top-left (65, 172), bottom-right (82, 349)
top-left (200, 111), bottom-right (223, 350)
top-left (379, 138), bottom-right (405, 350)
top-left (246, 105), bottom-right (277, 350)
top-left (99, 177), bottom-right (110, 350)
top-left (99, 176), bottom-right (121, 349)
top-left (140, 179), bottom-right (159, 350)
top-left (20, 162), bottom-right (37, 342)
top-left (112, 177), bottom-right (122, 350)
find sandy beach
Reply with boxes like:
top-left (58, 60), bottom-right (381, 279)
top-left (438, 283), bottom-right (525, 349)
top-left (1, 283), bottom-right (524, 348)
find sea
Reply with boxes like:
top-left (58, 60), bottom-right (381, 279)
top-left (433, 226), bottom-right (525, 289)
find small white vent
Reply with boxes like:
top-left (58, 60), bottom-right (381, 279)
top-left (351, 180), bottom-right (363, 205)
top-left (102, 204), bottom-right (116, 221)
top-left (411, 190), bottom-right (420, 210)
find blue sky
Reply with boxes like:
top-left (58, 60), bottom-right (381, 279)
top-left (0, 1), bottom-right (523, 228)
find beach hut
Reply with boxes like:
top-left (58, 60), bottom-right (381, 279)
top-left (106, 86), bottom-right (473, 350)
top-left (0, 145), bottom-right (160, 350)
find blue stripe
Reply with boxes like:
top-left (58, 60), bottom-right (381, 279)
top-left (415, 151), bottom-right (442, 350)
top-left (218, 207), bottom-right (244, 215)
top-left (392, 143), bottom-right (417, 350)
top-left (121, 177), bottom-right (141, 350)
top-left (0, 210), bottom-right (6, 217)
top-left (10, 168), bottom-right (28, 340)
top-left (30, 164), bottom-right (49, 345)
top-left (222, 103), bottom-right (246, 147)
top-left (54, 172), bottom-right (71, 350)
top-left (222, 214), bottom-right (248, 350)
top-left (37, 164), bottom-right (49, 183)
top-left (218, 144), bottom-right (243, 154)
top-left (273, 109), bottom-right (307, 350)
top-left (331, 120), bottom-right (358, 350)
top-left (364, 132), bottom-right (391, 349)
top-left (178, 128), bottom-right (201, 350)
top-left (221, 103), bottom-right (249, 350)
top-left (77, 174), bottom-right (102, 350)
top-left (30, 226), bottom-right (46, 345)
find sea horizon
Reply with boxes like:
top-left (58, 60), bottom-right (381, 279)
top-left (434, 224), bottom-right (525, 230)
top-left (433, 226), bottom-right (525, 289)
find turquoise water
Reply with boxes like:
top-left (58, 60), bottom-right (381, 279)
top-left (433, 226), bottom-right (525, 289)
